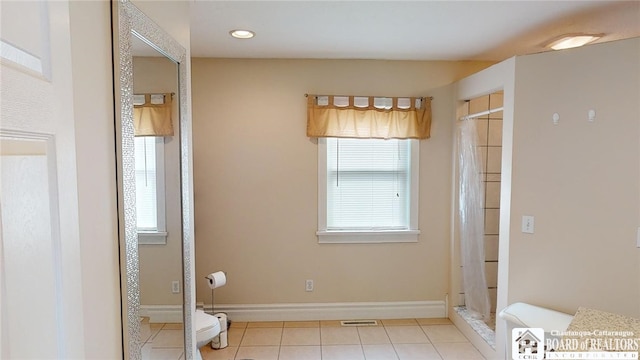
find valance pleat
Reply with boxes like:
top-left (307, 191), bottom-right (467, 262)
top-left (133, 93), bottom-right (174, 137)
top-left (307, 95), bottom-right (431, 139)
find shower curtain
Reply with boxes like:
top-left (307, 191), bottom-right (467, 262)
top-left (456, 118), bottom-right (491, 321)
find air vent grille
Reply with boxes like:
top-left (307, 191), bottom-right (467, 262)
top-left (340, 320), bottom-right (378, 327)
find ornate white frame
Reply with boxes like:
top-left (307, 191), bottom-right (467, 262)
top-left (113, 1), bottom-right (193, 359)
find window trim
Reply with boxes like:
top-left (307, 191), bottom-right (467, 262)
top-left (136, 136), bottom-right (167, 245)
top-left (317, 138), bottom-right (420, 244)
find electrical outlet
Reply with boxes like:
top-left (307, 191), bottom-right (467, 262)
top-left (522, 215), bottom-right (534, 234)
top-left (305, 279), bottom-right (314, 292)
top-left (171, 280), bottom-right (180, 294)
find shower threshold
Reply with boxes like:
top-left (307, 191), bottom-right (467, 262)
top-left (454, 306), bottom-right (496, 349)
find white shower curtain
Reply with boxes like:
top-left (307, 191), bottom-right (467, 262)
top-left (457, 119), bottom-right (491, 321)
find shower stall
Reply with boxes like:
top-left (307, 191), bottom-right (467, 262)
top-left (453, 91), bottom-right (504, 347)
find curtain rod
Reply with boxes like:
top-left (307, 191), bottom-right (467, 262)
top-left (460, 107), bottom-right (503, 121)
top-left (305, 94), bottom-right (433, 100)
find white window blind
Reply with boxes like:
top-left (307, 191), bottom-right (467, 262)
top-left (135, 137), bottom-right (159, 230)
top-left (326, 138), bottom-right (411, 230)
top-left (134, 137), bottom-right (167, 245)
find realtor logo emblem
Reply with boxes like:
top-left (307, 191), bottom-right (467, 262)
top-left (512, 328), bottom-right (545, 360)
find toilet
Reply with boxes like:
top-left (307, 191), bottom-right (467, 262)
top-left (499, 302), bottom-right (574, 356)
top-left (195, 309), bottom-right (221, 358)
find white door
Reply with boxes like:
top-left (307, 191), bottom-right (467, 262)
top-left (1, 1), bottom-right (85, 358)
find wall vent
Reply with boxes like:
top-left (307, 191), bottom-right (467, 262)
top-left (340, 320), bottom-right (378, 327)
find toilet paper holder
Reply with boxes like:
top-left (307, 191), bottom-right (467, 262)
top-left (205, 271), bottom-right (226, 314)
top-left (205, 271), bottom-right (231, 349)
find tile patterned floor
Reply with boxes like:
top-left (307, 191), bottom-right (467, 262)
top-left (199, 318), bottom-right (486, 360)
top-left (140, 318), bottom-right (185, 360)
top-left (140, 317), bottom-right (486, 360)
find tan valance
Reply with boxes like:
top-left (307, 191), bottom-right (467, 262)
top-left (133, 93), bottom-right (174, 137)
top-left (306, 95), bottom-right (431, 139)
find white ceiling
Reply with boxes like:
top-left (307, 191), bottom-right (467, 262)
top-left (189, 0), bottom-right (640, 61)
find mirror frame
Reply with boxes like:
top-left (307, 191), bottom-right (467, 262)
top-left (113, 1), bottom-right (194, 359)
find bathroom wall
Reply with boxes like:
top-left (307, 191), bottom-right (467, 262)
top-left (191, 59), bottom-right (493, 310)
top-left (133, 56), bottom-right (183, 306)
top-left (508, 37), bottom-right (640, 317)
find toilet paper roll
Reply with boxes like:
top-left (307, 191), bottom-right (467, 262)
top-left (214, 313), bottom-right (228, 332)
top-left (210, 331), bottom-right (228, 349)
top-left (206, 271), bottom-right (226, 289)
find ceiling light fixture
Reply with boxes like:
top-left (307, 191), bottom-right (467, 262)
top-left (229, 29), bottom-right (255, 39)
top-left (547, 34), bottom-right (603, 50)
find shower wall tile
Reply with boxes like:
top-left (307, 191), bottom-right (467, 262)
top-left (486, 147), bottom-right (502, 174)
top-left (488, 110), bottom-right (503, 120)
top-left (485, 262), bottom-right (498, 288)
top-left (469, 95), bottom-right (490, 114)
top-left (484, 209), bottom-right (500, 235)
top-left (477, 146), bottom-right (488, 178)
top-left (488, 288), bottom-right (497, 312)
top-left (489, 92), bottom-right (503, 109)
top-left (475, 119), bottom-right (488, 145)
top-left (488, 120), bottom-right (503, 146)
top-left (463, 91), bottom-right (503, 314)
top-left (484, 235), bottom-right (499, 261)
top-left (485, 182), bottom-right (501, 209)
top-left (458, 293), bottom-right (466, 306)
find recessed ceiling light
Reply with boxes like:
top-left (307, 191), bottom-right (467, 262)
top-left (547, 34), bottom-right (603, 50)
top-left (229, 29), bottom-right (255, 39)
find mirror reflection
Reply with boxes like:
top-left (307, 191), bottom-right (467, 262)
top-left (131, 34), bottom-right (184, 358)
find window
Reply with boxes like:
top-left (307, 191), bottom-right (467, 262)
top-left (134, 136), bottom-right (167, 244)
top-left (317, 137), bottom-right (420, 243)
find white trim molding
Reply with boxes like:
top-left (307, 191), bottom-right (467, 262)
top-left (316, 138), bottom-right (421, 244)
top-left (317, 230), bottom-right (420, 244)
top-left (201, 300), bottom-right (445, 322)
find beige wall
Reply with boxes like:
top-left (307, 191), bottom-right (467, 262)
top-left (133, 57), bottom-right (183, 306)
top-left (69, 1), bottom-right (121, 358)
top-left (191, 59), bottom-right (493, 305)
top-left (508, 38), bottom-right (640, 317)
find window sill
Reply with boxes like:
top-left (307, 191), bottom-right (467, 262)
top-left (138, 231), bottom-right (168, 245)
top-left (316, 230), bottom-right (420, 244)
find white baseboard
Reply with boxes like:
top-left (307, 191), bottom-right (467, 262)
top-left (140, 304), bottom-right (183, 323)
top-left (202, 301), bottom-right (446, 322)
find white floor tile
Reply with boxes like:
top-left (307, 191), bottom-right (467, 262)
top-left (278, 345), bottom-right (321, 360)
top-left (363, 344), bottom-right (399, 360)
top-left (385, 326), bottom-right (430, 344)
top-left (433, 342), bottom-right (485, 360)
top-left (422, 325), bottom-right (468, 343)
top-left (321, 345), bottom-right (365, 360)
top-left (394, 343), bottom-right (443, 360)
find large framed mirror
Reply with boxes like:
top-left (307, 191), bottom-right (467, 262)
top-left (113, 1), bottom-right (194, 359)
